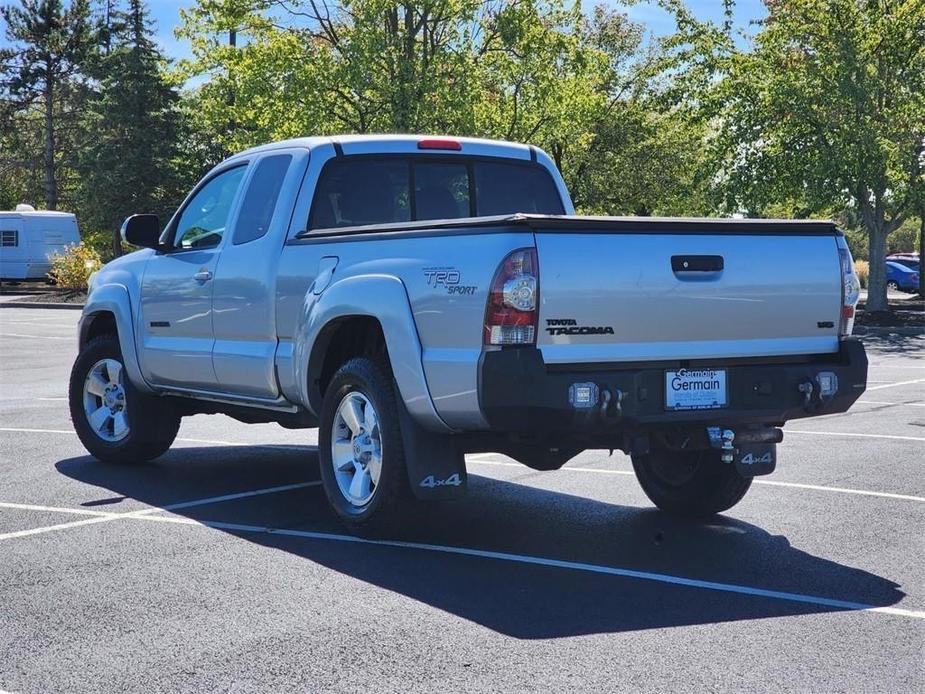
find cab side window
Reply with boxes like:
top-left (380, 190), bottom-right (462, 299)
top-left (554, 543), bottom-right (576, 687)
top-left (233, 155), bottom-right (292, 245)
top-left (174, 166), bottom-right (247, 249)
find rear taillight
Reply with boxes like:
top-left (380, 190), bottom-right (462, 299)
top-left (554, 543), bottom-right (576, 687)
top-left (837, 236), bottom-right (860, 336)
top-left (484, 248), bottom-right (538, 345)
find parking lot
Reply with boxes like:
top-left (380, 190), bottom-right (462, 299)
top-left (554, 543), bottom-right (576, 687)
top-left (0, 306), bottom-right (922, 693)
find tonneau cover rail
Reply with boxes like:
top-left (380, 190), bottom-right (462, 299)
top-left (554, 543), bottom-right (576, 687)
top-left (294, 213), bottom-right (841, 240)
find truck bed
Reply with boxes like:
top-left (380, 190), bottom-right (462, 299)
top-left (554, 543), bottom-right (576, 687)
top-left (293, 213), bottom-right (844, 366)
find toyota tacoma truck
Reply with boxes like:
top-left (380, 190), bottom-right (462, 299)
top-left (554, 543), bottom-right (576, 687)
top-left (69, 135), bottom-right (867, 529)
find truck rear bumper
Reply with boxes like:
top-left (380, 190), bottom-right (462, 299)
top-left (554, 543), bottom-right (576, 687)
top-left (478, 338), bottom-right (867, 435)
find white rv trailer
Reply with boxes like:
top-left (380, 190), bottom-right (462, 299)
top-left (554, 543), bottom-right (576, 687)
top-left (0, 206), bottom-right (80, 280)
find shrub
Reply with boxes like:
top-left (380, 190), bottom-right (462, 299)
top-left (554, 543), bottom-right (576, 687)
top-left (854, 259), bottom-right (869, 288)
top-left (47, 243), bottom-right (103, 291)
top-left (81, 228), bottom-right (131, 261)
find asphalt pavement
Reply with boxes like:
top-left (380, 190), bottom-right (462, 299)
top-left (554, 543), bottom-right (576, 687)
top-left (0, 307), bottom-right (923, 693)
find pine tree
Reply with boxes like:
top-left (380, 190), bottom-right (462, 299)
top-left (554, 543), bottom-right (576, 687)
top-left (2, 0), bottom-right (92, 209)
top-left (78, 0), bottom-right (180, 256)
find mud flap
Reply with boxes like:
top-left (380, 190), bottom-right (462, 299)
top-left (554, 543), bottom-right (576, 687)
top-left (734, 443), bottom-right (777, 477)
top-left (395, 388), bottom-right (467, 500)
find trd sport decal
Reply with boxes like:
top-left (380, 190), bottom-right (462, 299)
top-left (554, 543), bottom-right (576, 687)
top-left (423, 266), bottom-right (477, 295)
top-left (546, 318), bottom-right (615, 336)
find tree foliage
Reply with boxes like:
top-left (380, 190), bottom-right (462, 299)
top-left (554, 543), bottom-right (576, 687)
top-left (173, 0), bottom-right (696, 216)
top-left (1, 0), bottom-right (92, 209)
top-left (686, 0), bottom-right (925, 310)
top-left (0, 0), bottom-right (922, 304)
top-left (77, 0), bottom-right (183, 255)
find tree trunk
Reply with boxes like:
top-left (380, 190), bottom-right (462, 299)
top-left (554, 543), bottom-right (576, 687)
top-left (111, 221), bottom-right (122, 259)
top-left (865, 220), bottom-right (889, 312)
top-left (43, 76), bottom-right (57, 210)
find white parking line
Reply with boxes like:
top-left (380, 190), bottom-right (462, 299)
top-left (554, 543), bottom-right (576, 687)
top-left (151, 481), bottom-right (321, 513)
top-left (857, 400), bottom-right (925, 407)
top-left (0, 482), bottom-right (321, 542)
top-left (869, 364), bottom-right (925, 369)
top-left (750, 479), bottom-right (925, 502)
top-left (867, 378), bottom-right (925, 391)
top-left (0, 427), bottom-right (313, 451)
top-left (0, 501), bottom-right (115, 517)
top-left (0, 427), bottom-right (73, 434)
top-left (0, 332), bottom-right (72, 341)
top-left (120, 513), bottom-right (925, 621)
top-left (0, 515), bottom-right (117, 541)
top-left (0, 396), bottom-right (68, 402)
top-left (466, 459), bottom-right (925, 503)
top-left (785, 430), bottom-right (925, 442)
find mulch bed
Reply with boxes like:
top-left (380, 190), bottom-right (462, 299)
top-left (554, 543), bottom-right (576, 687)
top-left (856, 296), bottom-right (923, 328)
top-left (12, 290), bottom-right (87, 305)
top-left (0, 283), bottom-right (87, 304)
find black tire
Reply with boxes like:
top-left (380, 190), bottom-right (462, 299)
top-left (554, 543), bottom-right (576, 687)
top-left (69, 334), bottom-right (180, 464)
top-left (887, 280), bottom-right (899, 291)
top-left (318, 356), bottom-right (410, 531)
top-left (631, 449), bottom-right (752, 517)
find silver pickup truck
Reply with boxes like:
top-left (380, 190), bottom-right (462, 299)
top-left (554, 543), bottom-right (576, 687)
top-left (69, 134), bottom-right (867, 529)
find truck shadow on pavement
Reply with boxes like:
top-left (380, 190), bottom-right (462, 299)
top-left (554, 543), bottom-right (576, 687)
top-left (860, 332), bottom-right (925, 356)
top-left (56, 445), bottom-right (905, 639)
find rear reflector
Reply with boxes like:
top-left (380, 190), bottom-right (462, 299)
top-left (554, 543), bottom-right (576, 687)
top-left (417, 138), bottom-right (462, 151)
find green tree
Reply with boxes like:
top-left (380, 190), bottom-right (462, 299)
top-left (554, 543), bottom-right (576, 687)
top-left (174, 0), bottom-right (701, 216)
top-left (698, 0), bottom-right (925, 311)
top-left (1, 0), bottom-right (92, 209)
top-left (78, 0), bottom-right (182, 256)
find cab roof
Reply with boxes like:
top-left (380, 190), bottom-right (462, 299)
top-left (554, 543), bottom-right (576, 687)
top-left (227, 134), bottom-right (536, 163)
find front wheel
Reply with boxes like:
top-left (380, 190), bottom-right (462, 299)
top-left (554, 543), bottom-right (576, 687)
top-left (69, 334), bottom-right (180, 464)
top-left (318, 357), bottom-right (411, 531)
top-left (631, 449), bottom-right (752, 517)
top-left (887, 280), bottom-right (900, 292)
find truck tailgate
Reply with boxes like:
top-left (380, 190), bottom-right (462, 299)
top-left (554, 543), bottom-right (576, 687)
top-left (535, 230), bottom-right (842, 364)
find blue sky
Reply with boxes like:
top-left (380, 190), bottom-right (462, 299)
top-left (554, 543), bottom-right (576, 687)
top-left (144, 0), bottom-right (768, 62)
top-left (0, 1), bottom-right (768, 62)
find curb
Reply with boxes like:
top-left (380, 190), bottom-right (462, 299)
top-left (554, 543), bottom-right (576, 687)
top-left (0, 302), bottom-right (84, 311)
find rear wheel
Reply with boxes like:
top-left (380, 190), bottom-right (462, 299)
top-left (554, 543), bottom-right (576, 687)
top-left (318, 356), bottom-right (410, 531)
top-left (887, 280), bottom-right (900, 291)
top-left (631, 449), bottom-right (752, 517)
top-left (69, 334), bottom-right (180, 464)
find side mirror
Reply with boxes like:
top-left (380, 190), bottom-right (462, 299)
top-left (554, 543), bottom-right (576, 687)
top-left (120, 214), bottom-right (162, 249)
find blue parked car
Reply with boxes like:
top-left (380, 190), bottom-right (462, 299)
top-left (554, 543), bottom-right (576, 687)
top-left (886, 255), bottom-right (920, 273)
top-left (886, 261), bottom-right (920, 293)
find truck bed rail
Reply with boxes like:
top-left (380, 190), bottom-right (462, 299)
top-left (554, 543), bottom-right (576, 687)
top-left (293, 213), bottom-right (841, 241)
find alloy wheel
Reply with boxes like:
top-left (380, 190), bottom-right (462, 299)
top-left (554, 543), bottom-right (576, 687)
top-left (331, 391), bottom-right (382, 507)
top-left (82, 358), bottom-right (129, 442)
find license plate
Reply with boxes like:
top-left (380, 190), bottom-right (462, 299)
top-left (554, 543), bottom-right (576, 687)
top-left (665, 369), bottom-right (727, 410)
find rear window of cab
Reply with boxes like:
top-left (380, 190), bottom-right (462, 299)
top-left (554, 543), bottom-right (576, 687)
top-left (308, 156), bottom-right (564, 230)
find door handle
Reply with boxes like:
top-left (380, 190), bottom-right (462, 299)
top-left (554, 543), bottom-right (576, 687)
top-left (193, 270), bottom-right (212, 282)
top-left (671, 255), bottom-right (724, 272)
